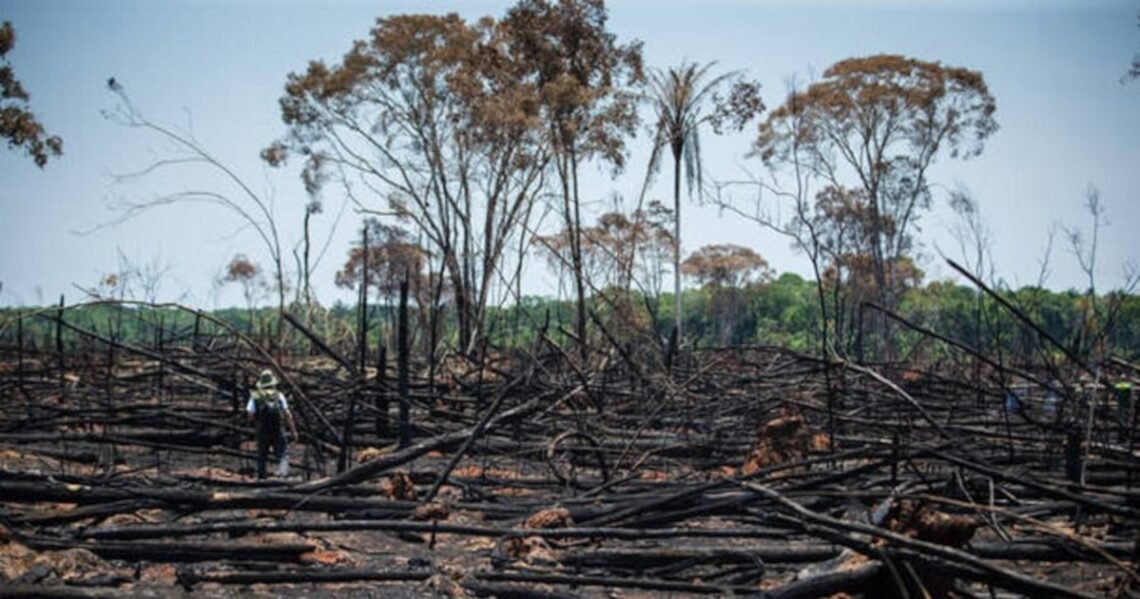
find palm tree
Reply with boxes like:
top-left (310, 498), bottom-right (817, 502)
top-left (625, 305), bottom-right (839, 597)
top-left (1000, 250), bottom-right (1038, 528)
top-left (641, 61), bottom-right (745, 344)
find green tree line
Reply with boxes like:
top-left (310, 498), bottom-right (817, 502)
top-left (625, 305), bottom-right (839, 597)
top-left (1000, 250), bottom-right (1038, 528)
top-left (4, 276), bottom-right (1137, 364)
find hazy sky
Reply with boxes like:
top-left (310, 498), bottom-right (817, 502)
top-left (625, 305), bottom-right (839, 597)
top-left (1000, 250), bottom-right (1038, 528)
top-left (2, 0), bottom-right (1138, 308)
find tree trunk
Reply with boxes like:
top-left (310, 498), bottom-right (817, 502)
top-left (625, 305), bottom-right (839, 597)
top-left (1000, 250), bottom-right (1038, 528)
top-left (302, 209), bottom-right (313, 306)
top-left (560, 147), bottom-right (588, 362)
top-left (673, 151), bottom-right (683, 344)
top-left (397, 275), bottom-right (411, 449)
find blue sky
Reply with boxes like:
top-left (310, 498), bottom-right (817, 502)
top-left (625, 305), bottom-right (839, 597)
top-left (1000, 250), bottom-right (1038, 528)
top-left (1, 0), bottom-right (1138, 308)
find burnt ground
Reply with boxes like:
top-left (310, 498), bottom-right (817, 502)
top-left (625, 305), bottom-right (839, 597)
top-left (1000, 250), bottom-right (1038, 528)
top-left (1, 315), bottom-right (1139, 598)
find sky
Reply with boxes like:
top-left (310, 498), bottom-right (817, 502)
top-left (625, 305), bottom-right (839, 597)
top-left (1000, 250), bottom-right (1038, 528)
top-left (1, 0), bottom-right (1138, 309)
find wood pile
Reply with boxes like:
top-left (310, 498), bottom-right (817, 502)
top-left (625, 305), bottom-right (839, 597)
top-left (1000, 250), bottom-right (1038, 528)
top-left (0, 304), bottom-right (1138, 597)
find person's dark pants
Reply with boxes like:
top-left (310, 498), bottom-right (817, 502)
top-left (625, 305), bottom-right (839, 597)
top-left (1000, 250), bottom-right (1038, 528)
top-left (256, 417), bottom-right (287, 479)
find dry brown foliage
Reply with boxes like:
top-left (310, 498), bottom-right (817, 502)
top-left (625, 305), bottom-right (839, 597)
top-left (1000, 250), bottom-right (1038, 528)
top-left (335, 220), bottom-right (429, 303)
top-left (742, 408), bottom-right (829, 475)
top-left (138, 563), bottom-right (178, 585)
top-left (683, 244), bottom-right (772, 288)
top-left (302, 549), bottom-right (351, 565)
top-left (1, 21), bottom-right (63, 168)
top-left (500, 507), bottom-right (574, 561)
top-left (523, 507), bottom-right (573, 530)
top-left (501, 536), bottom-right (558, 564)
top-left (355, 446), bottom-right (389, 463)
top-left (882, 499), bottom-right (979, 547)
top-left (413, 502), bottom-right (450, 521)
top-left (878, 499), bottom-right (980, 598)
top-left (380, 471), bottom-right (417, 501)
top-left (0, 543), bottom-right (108, 584)
top-left (426, 571), bottom-right (466, 597)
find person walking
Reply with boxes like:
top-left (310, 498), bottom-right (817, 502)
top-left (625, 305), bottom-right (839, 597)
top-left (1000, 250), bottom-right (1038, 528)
top-left (247, 369), bottom-right (298, 479)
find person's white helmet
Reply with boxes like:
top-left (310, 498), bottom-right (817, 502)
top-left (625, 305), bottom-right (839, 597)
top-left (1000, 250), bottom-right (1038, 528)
top-left (255, 369), bottom-right (278, 390)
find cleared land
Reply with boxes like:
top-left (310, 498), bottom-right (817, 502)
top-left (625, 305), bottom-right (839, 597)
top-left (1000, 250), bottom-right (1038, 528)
top-left (1, 305), bottom-right (1137, 598)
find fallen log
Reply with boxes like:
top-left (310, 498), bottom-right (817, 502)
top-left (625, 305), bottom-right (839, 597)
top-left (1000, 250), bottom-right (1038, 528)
top-left (0, 433), bottom-right (266, 463)
top-left (579, 480), bottom-right (721, 527)
top-left (176, 567), bottom-right (430, 586)
top-left (473, 570), bottom-right (757, 595)
top-left (0, 479), bottom-right (420, 515)
top-left (928, 448), bottom-right (1140, 519)
top-left (969, 540), bottom-right (1135, 561)
top-left (290, 392), bottom-right (548, 493)
top-left (0, 584), bottom-right (182, 598)
top-left (3, 430), bottom-right (233, 447)
top-left (0, 444), bottom-right (98, 464)
top-left (78, 518), bottom-right (814, 544)
top-left (15, 498), bottom-right (164, 526)
top-left (766, 561), bottom-right (883, 599)
top-left (744, 481), bottom-right (1100, 599)
top-left (557, 545), bottom-right (838, 569)
top-left (24, 537), bottom-right (315, 563)
top-left (461, 580), bottom-right (577, 599)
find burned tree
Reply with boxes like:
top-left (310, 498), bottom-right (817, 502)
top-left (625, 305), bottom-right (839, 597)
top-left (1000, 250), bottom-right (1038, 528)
top-left (221, 254), bottom-right (264, 334)
top-left (682, 244), bottom-right (772, 345)
top-left (754, 55), bottom-right (998, 357)
top-left (266, 12), bottom-right (548, 355)
top-left (335, 220), bottom-right (428, 309)
top-left (536, 205), bottom-right (675, 343)
top-left (499, 0), bottom-right (644, 359)
top-left (537, 206), bottom-right (674, 297)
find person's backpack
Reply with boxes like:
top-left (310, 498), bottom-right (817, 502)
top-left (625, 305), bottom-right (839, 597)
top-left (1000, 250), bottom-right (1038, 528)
top-left (252, 388), bottom-right (283, 414)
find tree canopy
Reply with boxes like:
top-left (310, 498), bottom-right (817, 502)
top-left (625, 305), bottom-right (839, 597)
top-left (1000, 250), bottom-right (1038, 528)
top-left (335, 220), bottom-right (429, 304)
top-left (642, 60), bottom-right (763, 340)
top-left (267, 11), bottom-right (552, 352)
top-left (754, 54), bottom-right (998, 356)
top-left (499, 0), bottom-right (644, 357)
top-left (1, 20), bottom-right (61, 168)
top-left (682, 244), bottom-right (771, 289)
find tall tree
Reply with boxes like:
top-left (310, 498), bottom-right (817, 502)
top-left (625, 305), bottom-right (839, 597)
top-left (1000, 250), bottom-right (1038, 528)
top-left (682, 243), bottom-right (772, 345)
top-left (799, 184), bottom-right (882, 353)
top-left (266, 13), bottom-right (548, 354)
top-left (755, 54), bottom-right (997, 356)
top-left (641, 61), bottom-right (763, 343)
top-left (714, 77), bottom-right (836, 359)
top-left (500, 0), bottom-right (643, 359)
top-left (1, 21), bottom-right (61, 167)
top-left (536, 204), bottom-right (674, 295)
top-left (682, 243), bottom-right (771, 289)
top-left (222, 254), bottom-right (264, 332)
top-left (335, 220), bottom-right (429, 306)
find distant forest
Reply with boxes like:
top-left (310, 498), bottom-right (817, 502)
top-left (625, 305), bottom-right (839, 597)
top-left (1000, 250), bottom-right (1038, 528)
top-left (5, 273), bottom-right (1138, 367)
